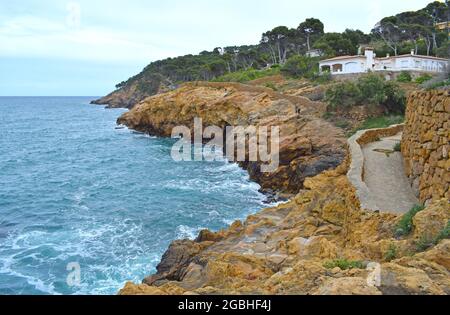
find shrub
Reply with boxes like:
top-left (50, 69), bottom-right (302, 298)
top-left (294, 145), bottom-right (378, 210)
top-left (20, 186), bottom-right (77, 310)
top-left (212, 68), bottom-right (280, 83)
top-left (382, 81), bottom-right (406, 113)
top-left (397, 71), bottom-right (412, 83)
top-left (421, 67), bottom-right (450, 90)
top-left (324, 259), bottom-right (365, 270)
top-left (325, 81), bottom-right (361, 110)
top-left (395, 204), bottom-right (425, 237)
top-left (415, 221), bottom-right (450, 252)
top-left (415, 236), bottom-right (435, 252)
top-left (312, 71), bottom-right (332, 84)
top-left (415, 74), bottom-right (432, 84)
top-left (385, 243), bottom-right (398, 262)
top-left (281, 55), bottom-right (319, 79)
top-left (325, 74), bottom-right (406, 114)
top-left (435, 221), bottom-right (450, 244)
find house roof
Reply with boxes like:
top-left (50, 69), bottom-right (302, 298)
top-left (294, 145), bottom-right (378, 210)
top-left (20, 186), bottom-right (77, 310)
top-left (320, 53), bottom-right (449, 64)
top-left (388, 54), bottom-right (449, 61)
top-left (319, 55), bottom-right (366, 63)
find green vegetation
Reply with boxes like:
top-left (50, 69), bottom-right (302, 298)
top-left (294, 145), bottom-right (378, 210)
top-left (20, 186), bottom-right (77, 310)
top-left (111, 2), bottom-right (449, 102)
top-left (424, 78), bottom-right (450, 90)
top-left (435, 221), bottom-right (450, 243)
top-left (393, 142), bottom-right (402, 152)
top-left (325, 74), bottom-right (406, 114)
top-left (397, 71), bottom-right (412, 83)
top-left (385, 243), bottom-right (399, 262)
top-left (264, 82), bottom-right (278, 91)
top-left (311, 71), bottom-right (332, 84)
top-left (281, 55), bottom-right (319, 79)
top-left (348, 115), bottom-right (405, 137)
top-left (212, 67), bottom-right (280, 83)
top-left (395, 204), bottom-right (426, 237)
top-left (415, 74), bottom-right (433, 84)
top-left (415, 221), bottom-right (450, 252)
top-left (324, 259), bottom-right (365, 270)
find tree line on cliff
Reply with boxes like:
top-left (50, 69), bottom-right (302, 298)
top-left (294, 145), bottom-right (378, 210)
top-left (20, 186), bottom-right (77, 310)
top-left (113, 1), bottom-right (449, 96)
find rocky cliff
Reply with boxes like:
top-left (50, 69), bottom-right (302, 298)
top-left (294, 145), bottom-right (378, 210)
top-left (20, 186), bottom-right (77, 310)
top-left (402, 89), bottom-right (450, 204)
top-left (92, 74), bottom-right (176, 109)
top-left (120, 161), bottom-right (450, 295)
top-left (117, 81), bottom-right (346, 195)
top-left (117, 82), bottom-right (450, 295)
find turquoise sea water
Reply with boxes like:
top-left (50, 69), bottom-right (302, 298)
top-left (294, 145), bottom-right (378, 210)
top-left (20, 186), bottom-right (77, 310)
top-left (0, 97), bottom-right (268, 295)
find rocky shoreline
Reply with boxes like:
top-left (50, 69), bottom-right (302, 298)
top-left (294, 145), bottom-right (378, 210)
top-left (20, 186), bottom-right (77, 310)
top-left (117, 81), bottom-right (347, 195)
top-left (114, 83), bottom-right (449, 295)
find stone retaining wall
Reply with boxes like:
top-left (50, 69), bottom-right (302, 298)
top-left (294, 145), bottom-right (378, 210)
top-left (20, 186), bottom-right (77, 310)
top-left (402, 89), bottom-right (450, 204)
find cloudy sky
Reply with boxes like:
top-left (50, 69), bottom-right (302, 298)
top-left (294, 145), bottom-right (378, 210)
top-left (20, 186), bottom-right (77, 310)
top-left (0, 0), bottom-right (435, 96)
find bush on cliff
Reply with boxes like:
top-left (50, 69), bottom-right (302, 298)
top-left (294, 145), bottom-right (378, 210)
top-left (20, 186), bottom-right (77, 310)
top-left (415, 74), bottom-right (432, 84)
top-left (324, 259), bottom-right (365, 270)
top-left (397, 71), bottom-right (412, 83)
top-left (281, 55), bottom-right (319, 79)
top-left (395, 204), bottom-right (425, 237)
top-left (325, 74), bottom-right (406, 114)
top-left (212, 67), bottom-right (280, 83)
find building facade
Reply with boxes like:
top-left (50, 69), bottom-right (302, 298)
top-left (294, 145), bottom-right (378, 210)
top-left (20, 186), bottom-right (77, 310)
top-left (319, 48), bottom-right (449, 75)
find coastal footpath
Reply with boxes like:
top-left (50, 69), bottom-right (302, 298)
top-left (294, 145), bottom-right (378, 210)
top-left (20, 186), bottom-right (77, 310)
top-left (118, 87), bottom-right (450, 295)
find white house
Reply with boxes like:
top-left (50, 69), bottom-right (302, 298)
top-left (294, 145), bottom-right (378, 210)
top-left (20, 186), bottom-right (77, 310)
top-left (319, 47), bottom-right (449, 75)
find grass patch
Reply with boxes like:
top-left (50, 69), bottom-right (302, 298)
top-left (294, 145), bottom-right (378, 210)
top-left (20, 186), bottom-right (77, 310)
top-left (425, 79), bottom-right (450, 90)
top-left (415, 221), bottom-right (450, 252)
top-left (323, 259), bottom-right (365, 270)
top-left (264, 82), bottom-right (278, 91)
top-left (393, 142), bottom-right (401, 152)
top-left (347, 115), bottom-right (405, 138)
top-left (384, 243), bottom-right (398, 262)
top-left (395, 204), bottom-right (425, 237)
top-left (435, 221), bottom-right (450, 243)
top-left (212, 68), bottom-right (280, 83)
top-left (415, 74), bottom-right (432, 84)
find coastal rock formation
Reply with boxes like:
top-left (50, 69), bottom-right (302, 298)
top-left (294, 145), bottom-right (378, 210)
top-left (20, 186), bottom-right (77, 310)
top-left (119, 162), bottom-right (450, 295)
top-left (402, 89), bottom-right (450, 204)
top-left (116, 82), bottom-right (449, 295)
top-left (117, 81), bottom-right (346, 194)
top-left (92, 75), bottom-right (176, 109)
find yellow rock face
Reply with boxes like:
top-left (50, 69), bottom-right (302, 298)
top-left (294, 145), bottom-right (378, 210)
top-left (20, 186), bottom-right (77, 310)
top-left (117, 84), bottom-right (449, 296)
top-left (413, 199), bottom-right (450, 241)
top-left (119, 162), bottom-right (450, 295)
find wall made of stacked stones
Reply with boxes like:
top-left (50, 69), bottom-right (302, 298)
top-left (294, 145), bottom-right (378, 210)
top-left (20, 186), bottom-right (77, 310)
top-left (402, 89), bottom-right (450, 204)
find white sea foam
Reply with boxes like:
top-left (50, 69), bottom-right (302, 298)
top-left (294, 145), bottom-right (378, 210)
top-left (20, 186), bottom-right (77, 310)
top-left (175, 225), bottom-right (204, 240)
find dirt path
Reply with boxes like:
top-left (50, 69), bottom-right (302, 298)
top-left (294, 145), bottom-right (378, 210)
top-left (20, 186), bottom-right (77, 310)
top-left (362, 133), bottom-right (419, 214)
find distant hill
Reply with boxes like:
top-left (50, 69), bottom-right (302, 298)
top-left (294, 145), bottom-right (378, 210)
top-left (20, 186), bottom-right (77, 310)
top-left (92, 1), bottom-right (449, 108)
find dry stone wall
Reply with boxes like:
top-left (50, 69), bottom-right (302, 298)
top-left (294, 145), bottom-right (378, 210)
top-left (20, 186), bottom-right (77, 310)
top-left (402, 89), bottom-right (450, 204)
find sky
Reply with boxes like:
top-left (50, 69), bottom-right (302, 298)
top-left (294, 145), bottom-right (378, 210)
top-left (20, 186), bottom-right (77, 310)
top-left (0, 0), bottom-right (437, 96)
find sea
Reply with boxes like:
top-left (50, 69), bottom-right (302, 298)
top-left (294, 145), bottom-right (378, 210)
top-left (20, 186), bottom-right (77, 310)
top-left (0, 97), bottom-right (268, 295)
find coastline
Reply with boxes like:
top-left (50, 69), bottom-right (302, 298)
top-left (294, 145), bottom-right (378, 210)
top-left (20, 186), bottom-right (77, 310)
top-left (113, 85), bottom-right (450, 295)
